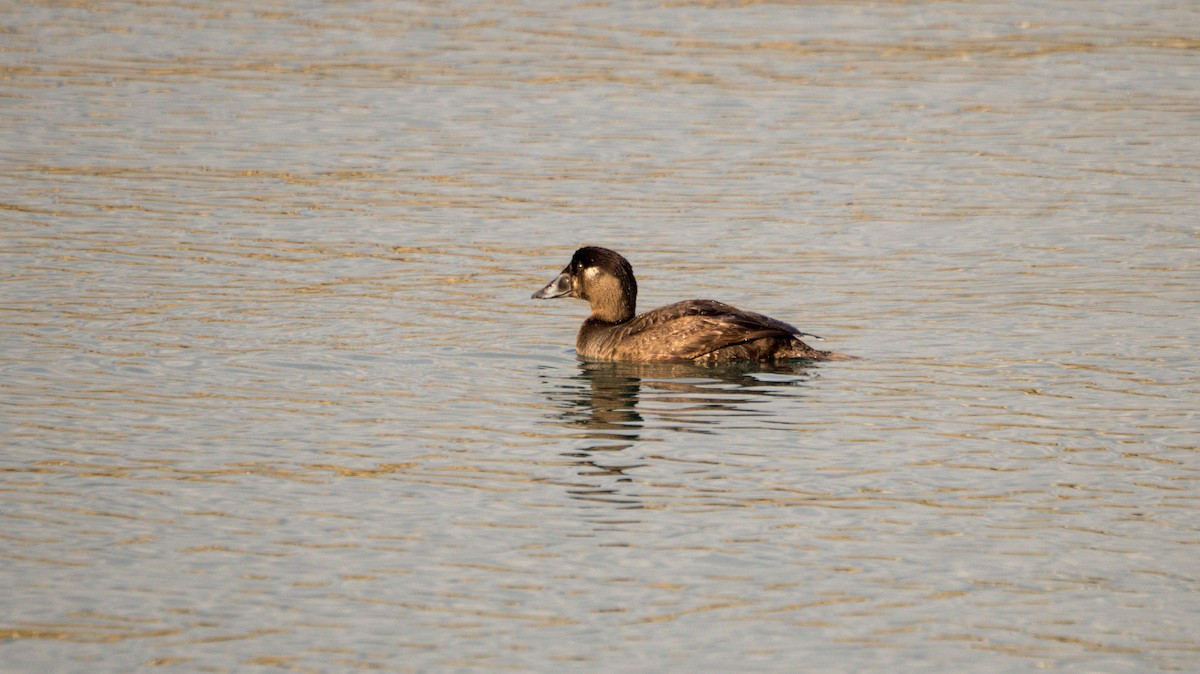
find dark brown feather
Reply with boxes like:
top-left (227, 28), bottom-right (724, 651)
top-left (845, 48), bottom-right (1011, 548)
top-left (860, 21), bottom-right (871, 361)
top-left (578, 300), bottom-right (832, 363)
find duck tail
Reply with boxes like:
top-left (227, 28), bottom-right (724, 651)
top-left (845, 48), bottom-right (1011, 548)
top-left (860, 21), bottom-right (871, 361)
top-left (780, 339), bottom-right (857, 361)
top-left (817, 350), bottom-right (858, 361)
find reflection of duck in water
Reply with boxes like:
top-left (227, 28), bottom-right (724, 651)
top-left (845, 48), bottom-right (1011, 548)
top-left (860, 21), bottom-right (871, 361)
top-left (533, 247), bottom-right (851, 363)
top-left (549, 361), bottom-right (820, 435)
top-left (542, 360), bottom-right (820, 507)
top-left (543, 362), bottom-right (645, 506)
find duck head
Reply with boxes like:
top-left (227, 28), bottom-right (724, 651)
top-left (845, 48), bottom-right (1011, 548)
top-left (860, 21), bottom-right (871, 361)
top-left (532, 246), bottom-right (638, 323)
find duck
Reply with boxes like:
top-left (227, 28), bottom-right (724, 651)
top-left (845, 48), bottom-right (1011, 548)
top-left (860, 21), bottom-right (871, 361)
top-left (532, 246), bottom-right (848, 363)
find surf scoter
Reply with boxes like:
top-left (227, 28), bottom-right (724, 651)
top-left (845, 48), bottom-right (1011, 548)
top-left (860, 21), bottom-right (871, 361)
top-left (532, 246), bottom-right (848, 363)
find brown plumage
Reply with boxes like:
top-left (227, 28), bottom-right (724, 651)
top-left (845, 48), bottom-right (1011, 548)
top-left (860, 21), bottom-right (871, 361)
top-left (532, 247), bottom-right (849, 363)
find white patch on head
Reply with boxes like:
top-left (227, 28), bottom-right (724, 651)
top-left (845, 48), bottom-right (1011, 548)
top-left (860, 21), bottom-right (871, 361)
top-left (583, 266), bottom-right (601, 280)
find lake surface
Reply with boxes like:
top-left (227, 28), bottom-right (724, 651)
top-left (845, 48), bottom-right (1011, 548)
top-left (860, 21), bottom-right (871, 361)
top-left (2, 0), bottom-right (1198, 671)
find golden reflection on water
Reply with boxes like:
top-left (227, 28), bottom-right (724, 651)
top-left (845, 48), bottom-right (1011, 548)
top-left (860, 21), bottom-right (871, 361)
top-left (3, 0), bottom-right (1199, 671)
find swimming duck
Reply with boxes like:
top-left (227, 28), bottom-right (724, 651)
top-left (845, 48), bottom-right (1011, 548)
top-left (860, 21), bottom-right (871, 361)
top-left (532, 247), bottom-right (847, 363)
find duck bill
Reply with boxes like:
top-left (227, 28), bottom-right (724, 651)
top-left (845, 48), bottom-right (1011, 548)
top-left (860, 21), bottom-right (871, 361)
top-left (531, 271), bottom-right (572, 299)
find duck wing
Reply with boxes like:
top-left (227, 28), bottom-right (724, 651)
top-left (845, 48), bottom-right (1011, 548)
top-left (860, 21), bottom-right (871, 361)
top-left (614, 300), bottom-right (821, 361)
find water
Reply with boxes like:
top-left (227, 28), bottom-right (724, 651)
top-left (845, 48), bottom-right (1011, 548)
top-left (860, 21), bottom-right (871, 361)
top-left (2, 1), bottom-right (1198, 671)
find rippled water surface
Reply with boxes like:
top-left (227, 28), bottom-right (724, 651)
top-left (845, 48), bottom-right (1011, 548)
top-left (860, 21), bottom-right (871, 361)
top-left (3, 1), bottom-right (1199, 671)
